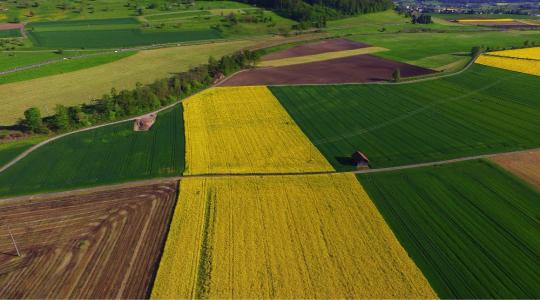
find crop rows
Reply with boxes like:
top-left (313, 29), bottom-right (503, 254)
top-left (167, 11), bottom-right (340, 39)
top-left (152, 174), bottom-right (436, 298)
top-left (358, 160), bottom-right (540, 298)
top-left (28, 28), bottom-right (222, 49)
top-left (0, 182), bottom-right (177, 298)
top-left (0, 105), bottom-right (184, 197)
top-left (183, 86), bottom-right (334, 174)
top-left (270, 64), bottom-right (540, 170)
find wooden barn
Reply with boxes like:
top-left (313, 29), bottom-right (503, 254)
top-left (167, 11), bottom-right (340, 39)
top-left (351, 151), bottom-right (370, 170)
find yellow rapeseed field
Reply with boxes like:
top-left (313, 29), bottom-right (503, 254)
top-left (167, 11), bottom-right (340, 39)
top-left (151, 174), bottom-right (437, 299)
top-left (258, 46), bottom-right (388, 67)
top-left (476, 53), bottom-right (540, 76)
top-left (485, 47), bottom-right (540, 60)
top-left (458, 18), bottom-right (514, 22)
top-left (183, 86), bottom-right (334, 174)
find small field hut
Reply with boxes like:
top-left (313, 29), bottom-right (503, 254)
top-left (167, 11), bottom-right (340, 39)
top-left (351, 151), bottom-right (370, 170)
top-left (133, 113), bottom-right (157, 131)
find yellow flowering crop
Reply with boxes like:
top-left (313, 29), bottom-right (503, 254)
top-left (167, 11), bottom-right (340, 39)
top-left (183, 86), bottom-right (334, 174)
top-left (485, 47), bottom-right (540, 60)
top-left (258, 46), bottom-right (389, 67)
top-left (151, 174), bottom-right (437, 299)
top-left (476, 53), bottom-right (540, 76)
top-left (458, 18), bottom-right (514, 22)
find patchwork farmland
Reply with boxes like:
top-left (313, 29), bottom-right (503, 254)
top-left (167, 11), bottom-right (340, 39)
top-left (0, 182), bottom-right (177, 298)
top-left (1, 3), bottom-right (539, 298)
top-left (358, 160), bottom-right (540, 298)
top-left (152, 174), bottom-right (436, 298)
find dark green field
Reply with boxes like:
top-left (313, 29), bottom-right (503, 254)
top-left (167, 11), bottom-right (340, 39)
top-left (0, 136), bottom-right (46, 167)
top-left (0, 29), bottom-right (22, 38)
top-left (357, 160), bottom-right (540, 298)
top-left (28, 28), bottom-right (222, 49)
top-left (0, 105), bottom-right (184, 197)
top-left (28, 17), bottom-right (139, 27)
top-left (271, 64), bottom-right (540, 170)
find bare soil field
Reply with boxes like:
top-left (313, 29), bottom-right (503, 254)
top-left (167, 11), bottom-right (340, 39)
top-left (262, 38), bottom-right (369, 61)
top-left (0, 23), bottom-right (24, 30)
top-left (0, 182), bottom-right (177, 298)
top-left (490, 149), bottom-right (540, 188)
top-left (221, 54), bottom-right (435, 86)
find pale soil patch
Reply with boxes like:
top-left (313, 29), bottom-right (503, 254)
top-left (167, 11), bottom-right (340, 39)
top-left (0, 23), bottom-right (23, 30)
top-left (490, 149), bottom-right (540, 188)
top-left (258, 46), bottom-right (388, 67)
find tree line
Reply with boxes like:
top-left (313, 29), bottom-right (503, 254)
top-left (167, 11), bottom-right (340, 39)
top-left (21, 50), bottom-right (262, 134)
top-left (236, 0), bottom-right (393, 27)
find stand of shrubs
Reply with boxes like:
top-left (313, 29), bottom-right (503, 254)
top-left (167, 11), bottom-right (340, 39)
top-left (20, 50), bottom-right (261, 134)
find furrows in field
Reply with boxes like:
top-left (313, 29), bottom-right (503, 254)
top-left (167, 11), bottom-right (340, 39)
top-left (0, 183), bottom-right (177, 298)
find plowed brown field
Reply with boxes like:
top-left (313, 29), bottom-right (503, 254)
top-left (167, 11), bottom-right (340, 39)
top-left (221, 54), bottom-right (435, 86)
top-left (490, 149), bottom-right (540, 188)
top-left (262, 38), bottom-right (369, 61)
top-left (0, 183), bottom-right (177, 298)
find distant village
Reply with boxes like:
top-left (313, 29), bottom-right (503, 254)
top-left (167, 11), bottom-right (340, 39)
top-left (394, 0), bottom-right (540, 16)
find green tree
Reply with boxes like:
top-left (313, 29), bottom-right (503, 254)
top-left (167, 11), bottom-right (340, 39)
top-left (23, 107), bottom-right (44, 133)
top-left (471, 46), bottom-right (484, 58)
top-left (392, 68), bottom-right (401, 82)
top-left (52, 104), bottom-right (70, 130)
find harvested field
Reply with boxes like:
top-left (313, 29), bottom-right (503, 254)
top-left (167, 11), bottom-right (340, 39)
top-left (262, 38), bottom-right (368, 61)
top-left (221, 54), bottom-right (435, 86)
top-left (151, 174), bottom-right (436, 298)
top-left (258, 47), bottom-right (388, 67)
top-left (358, 160), bottom-right (540, 298)
top-left (0, 182), bottom-right (178, 298)
top-left (490, 149), bottom-right (540, 188)
top-left (183, 86), bottom-right (333, 174)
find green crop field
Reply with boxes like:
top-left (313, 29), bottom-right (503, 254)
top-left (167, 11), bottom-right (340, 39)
top-left (350, 30), bottom-right (540, 68)
top-left (28, 17), bottom-right (139, 27)
top-left (0, 51), bottom-right (134, 84)
top-left (0, 136), bottom-right (47, 167)
top-left (271, 64), bottom-right (540, 170)
top-left (0, 105), bottom-right (184, 197)
top-left (357, 160), bottom-right (540, 298)
top-left (0, 29), bottom-right (22, 38)
top-left (28, 28), bottom-right (222, 49)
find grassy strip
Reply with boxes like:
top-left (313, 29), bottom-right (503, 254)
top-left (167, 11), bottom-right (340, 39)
top-left (271, 64), bottom-right (540, 170)
top-left (0, 29), bottom-right (22, 38)
top-left (0, 51), bottom-right (134, 84)
top-left (0, 105), bottom-right (184, 197)
top-left (357, 159), bottom-right (540, 298)
top-left (195, 188), bottom-right (217, 299)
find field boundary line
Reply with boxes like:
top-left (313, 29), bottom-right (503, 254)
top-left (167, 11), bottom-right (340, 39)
top-left (1, 147), bottom-right (536, 202)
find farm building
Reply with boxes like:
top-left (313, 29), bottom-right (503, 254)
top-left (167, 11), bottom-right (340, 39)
top-left (133, 113), bottom-right (157, 131)
top-left (352, 151), bottom-right (370, 169)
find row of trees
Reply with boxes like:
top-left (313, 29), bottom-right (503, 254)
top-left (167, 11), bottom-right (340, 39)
top-left (21, 50), bottom-right (262, 134)
top-left (236, 0), bottom-right (392, 26)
